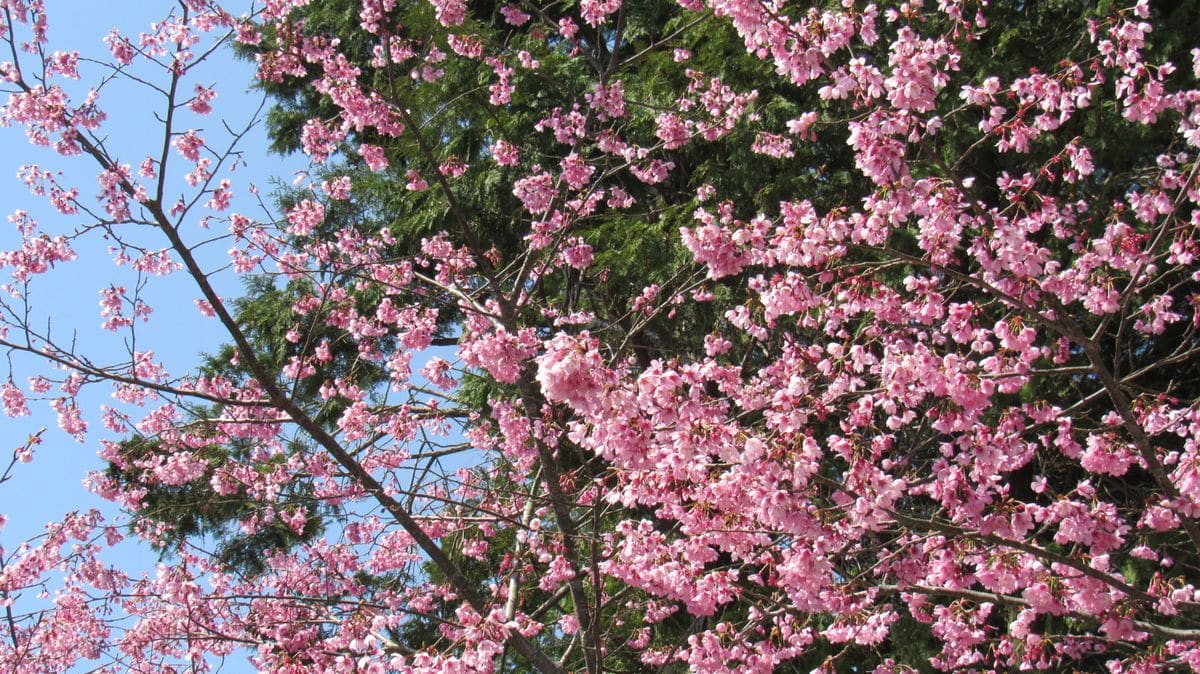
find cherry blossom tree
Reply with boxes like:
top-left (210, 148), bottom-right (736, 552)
top-left (3, 0), bottom-right (1200, 672)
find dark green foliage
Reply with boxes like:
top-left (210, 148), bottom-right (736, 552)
top-left (108, 435), bottom-right (324, 576)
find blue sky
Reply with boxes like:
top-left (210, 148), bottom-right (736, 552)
top-left (0, 2), bottom-right (300, 671)
top-left (0, 2), bottom-right (283, 536)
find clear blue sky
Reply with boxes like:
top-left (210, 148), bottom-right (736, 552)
top-left (0, 2), bottom-right (299, 671)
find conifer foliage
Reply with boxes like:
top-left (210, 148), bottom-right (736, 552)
top-left (2, 0), bottom-right (1200, 671)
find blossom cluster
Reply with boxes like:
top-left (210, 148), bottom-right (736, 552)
top-left (1, 0), bottom-right (1200, 672)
